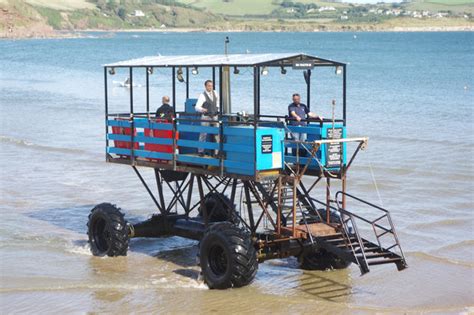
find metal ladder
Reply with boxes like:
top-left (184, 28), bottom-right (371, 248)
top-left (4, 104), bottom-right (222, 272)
top-left (311, 191), bottom-right (408, 274)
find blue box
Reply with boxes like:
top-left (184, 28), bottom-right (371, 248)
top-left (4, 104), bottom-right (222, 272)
top-left (285, 123), bottom-right (346, 171)
top-left (179, 99), bottom-right (200, 155)
top-left (224, 126), bottom-right (285, 176)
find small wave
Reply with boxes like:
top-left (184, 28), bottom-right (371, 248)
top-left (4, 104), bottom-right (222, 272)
top-left (409, 251), bottom-right (474, 267)
top-left (65, 241), bottom-right (92, 256)
top-left (0, 277), bottom-right (207, 293)
top-left (0, 135), bottom-right (89, 155)
top-left (436, 240), bottom-right (474, 251)
top-left (374, 134), bottom-right (473, 148)
top-left (409, 218), bottom-right (468, 229)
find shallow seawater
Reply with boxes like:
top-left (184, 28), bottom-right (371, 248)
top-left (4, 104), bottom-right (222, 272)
top-left (0, 31), bottom-right (473, 314)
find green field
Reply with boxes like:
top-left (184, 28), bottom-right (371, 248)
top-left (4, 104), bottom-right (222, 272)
top-left (178, 0), bottom-right (278, 15)
top-left (177, 0), bottom-right (347, 16)
top-left (407, 0), bottom-right (474, 14)
top-left (423, 0), bottom-right (473, 5)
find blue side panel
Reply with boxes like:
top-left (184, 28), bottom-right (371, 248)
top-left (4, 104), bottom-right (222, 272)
top-left (283, 123), bottom-right (346, 171)
top-left (180, 98), bottom-right (199, 154)
top-left (177, 124), bottom-right (219, 134)
top-left (107, 119), bottom-right (131, 127)
top-left (107, 147), bottom-right (173, 160)
top-left (108, 134), bottom-right (173, 145)
top-left (177, 139), bottom-right (218, 150)
top-left (177, 154), bottom-right (219, 167)
top-left (224, 126), bottom-right (255, 175)
top-left (320, 124), bottom-right (347, 170)
top-left (223, 126), bottom-right (284, 175)
top-left (255, 128), bottom-right (284, 171)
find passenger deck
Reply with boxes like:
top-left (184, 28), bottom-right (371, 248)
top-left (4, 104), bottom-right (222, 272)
top-left (106, 111), bottom-right (347, 181)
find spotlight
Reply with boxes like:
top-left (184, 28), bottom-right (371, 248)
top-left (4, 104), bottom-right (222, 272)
top-left (147, 67), bottom-right (153, 75)
top-left (233, 66), bottom-right (240, 75)
top-left (280, 66), bottom-right (287, 75)
top-left (191, 67), bottom-right (199, 75)
top-left (177, 67), bottom-right (184, 82)
top-left (108, 67), bottom-right (115, 75)
top-left (261, 66), bottom-right (268, 76)
top-left (335, 66), bottom-right (343, 75)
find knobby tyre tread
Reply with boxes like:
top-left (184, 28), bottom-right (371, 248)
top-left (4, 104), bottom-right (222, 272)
top-left (87, 203), bottom-right (129, 257)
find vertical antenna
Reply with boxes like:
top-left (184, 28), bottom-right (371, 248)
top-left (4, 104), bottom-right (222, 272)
top-left (224, 36), bottom-right (230, 56)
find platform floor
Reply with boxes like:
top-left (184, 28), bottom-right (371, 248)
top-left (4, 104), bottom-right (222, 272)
top-left (280, 223), bottom-right (339, 239)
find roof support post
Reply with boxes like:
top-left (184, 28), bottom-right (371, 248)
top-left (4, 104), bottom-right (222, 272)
top-left (129, 67), bottom-right (135, 164)
top-left (129, 67), bottom-right (134, 115)
top-left (104, 67), bottom-right (109, 158)
top-left (146, 67), bottom-right (150, 119)
top-left (212, 67), bottom-right (216, 89)
top-left (219, 66), bottom-right (223, 116)
top-left (186, 67), bottom-right (189, 99)
top-left (253, 66), bottom-right (259, 176)
top-left (343, 64), bottom-right (347, 126)
top-left (172, 67), bottom-right (176, 113)
top-left (257, 66), bottom-right (261, 118)
top-left (306, 69), bottom-right (311, 110)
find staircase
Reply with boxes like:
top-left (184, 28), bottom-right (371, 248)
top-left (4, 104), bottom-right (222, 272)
top-left (256, 178), bottom-right (313, 228)
top-left (310, 191), bottom-right (408, 274)
top-left (257, 180), bottom-right (407, 274)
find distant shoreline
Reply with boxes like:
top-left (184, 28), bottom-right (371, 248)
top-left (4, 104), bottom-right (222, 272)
top-left (1, 25), bottom-right (473, 40)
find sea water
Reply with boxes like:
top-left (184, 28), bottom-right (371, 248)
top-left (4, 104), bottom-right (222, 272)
top-left (0, 31), bottom-right (473, 313)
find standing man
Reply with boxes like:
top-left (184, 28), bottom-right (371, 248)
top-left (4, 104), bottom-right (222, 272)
top-left (288, 93), bottom-right (322, 156)
top-left (156, 96), bottom-right (174, 121)
top-left (195, 80), bottom-right (220, 156)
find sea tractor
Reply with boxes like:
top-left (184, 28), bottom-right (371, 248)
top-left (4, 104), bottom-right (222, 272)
top-left (88, 50), bottom-right (407, 289)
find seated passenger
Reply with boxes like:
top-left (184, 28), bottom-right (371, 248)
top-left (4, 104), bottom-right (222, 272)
top-left (156, 96), bottom-right (174, 121)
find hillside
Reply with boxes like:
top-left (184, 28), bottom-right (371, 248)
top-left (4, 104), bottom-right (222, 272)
top-left (0, 0), bottom-right (472, 38)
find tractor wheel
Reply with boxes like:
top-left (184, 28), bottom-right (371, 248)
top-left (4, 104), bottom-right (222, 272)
top-left (198, 193), bottom-right (236, 223)
top-left (87, 203), bottom-right (129, 257)
top-left (199, 222), bottom-right (258, 289)
top-left (299, 249), bottom-right (351, 270)
top-left (302, 208), bottom-right (342, 224)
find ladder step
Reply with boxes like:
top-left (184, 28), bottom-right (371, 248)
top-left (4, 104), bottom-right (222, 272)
top-left (320, 233), bottom-right (344, 240)
top-left (355, 246), bottom-right (380, 253)
top-left (336, 242), bottom-right (361, 248)
top-left (368, 258), bottom-right (402, 266)
top-left (361, 252), bottom-right (394, 259)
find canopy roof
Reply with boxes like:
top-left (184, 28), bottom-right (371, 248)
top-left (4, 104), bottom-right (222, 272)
top-left (105, 53), bottom-right (344, 68)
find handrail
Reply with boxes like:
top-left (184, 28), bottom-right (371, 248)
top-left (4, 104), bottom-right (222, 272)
top-left (336, 191), bottom-right (388, 213)
top-left (286, 137), bottom-right (368, 146)
top-left (335, 190), bottom-right (406, 264)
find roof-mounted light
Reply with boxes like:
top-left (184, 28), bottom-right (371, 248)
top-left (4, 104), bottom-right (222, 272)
top-left (108, 67), bottom-right (115, 75)
top-left (280, 66), bottom-right (287, 75)
top-left (335, 66), bottom-right (343, 75)
top-left (147, 67), bottom-right (153, 75)
top-left (261, 66), bottom-right (268, 76)
top-left (177, 67), bottom-right (184, 82)
top-left (233, 66), bottom-right (240, 75)
top-left (191, 67), bottom-right (199, 75)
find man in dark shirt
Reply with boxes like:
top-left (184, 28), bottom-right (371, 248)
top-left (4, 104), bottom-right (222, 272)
top-left (287, 93), bottom-right (322, 156)
top-left (156, 96), bottom-right (174, 121)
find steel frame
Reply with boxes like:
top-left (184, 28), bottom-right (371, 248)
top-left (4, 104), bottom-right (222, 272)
top-left (103, 54), bottom-right (366, 262)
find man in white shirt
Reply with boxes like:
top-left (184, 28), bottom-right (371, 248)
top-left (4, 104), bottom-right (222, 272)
top-left (195, 80), bottom-right (220, 156)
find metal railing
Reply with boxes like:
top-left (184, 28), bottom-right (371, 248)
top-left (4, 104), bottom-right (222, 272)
top-left (335, 191), bottom-right (406, 265)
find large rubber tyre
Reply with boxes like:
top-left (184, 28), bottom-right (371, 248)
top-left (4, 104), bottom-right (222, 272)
top-left (300, 249), bottom-right (351, 270)
top-left (299, 209), bottom-right (351, 270)
top-left (199, 222), bottom-right (258, 289)
top-left (198, 193), bottom-right (236, 223)
top-left (302, 208), bottom-right (342, 225)
top-left (87, 203), bottom-right (129, 257)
